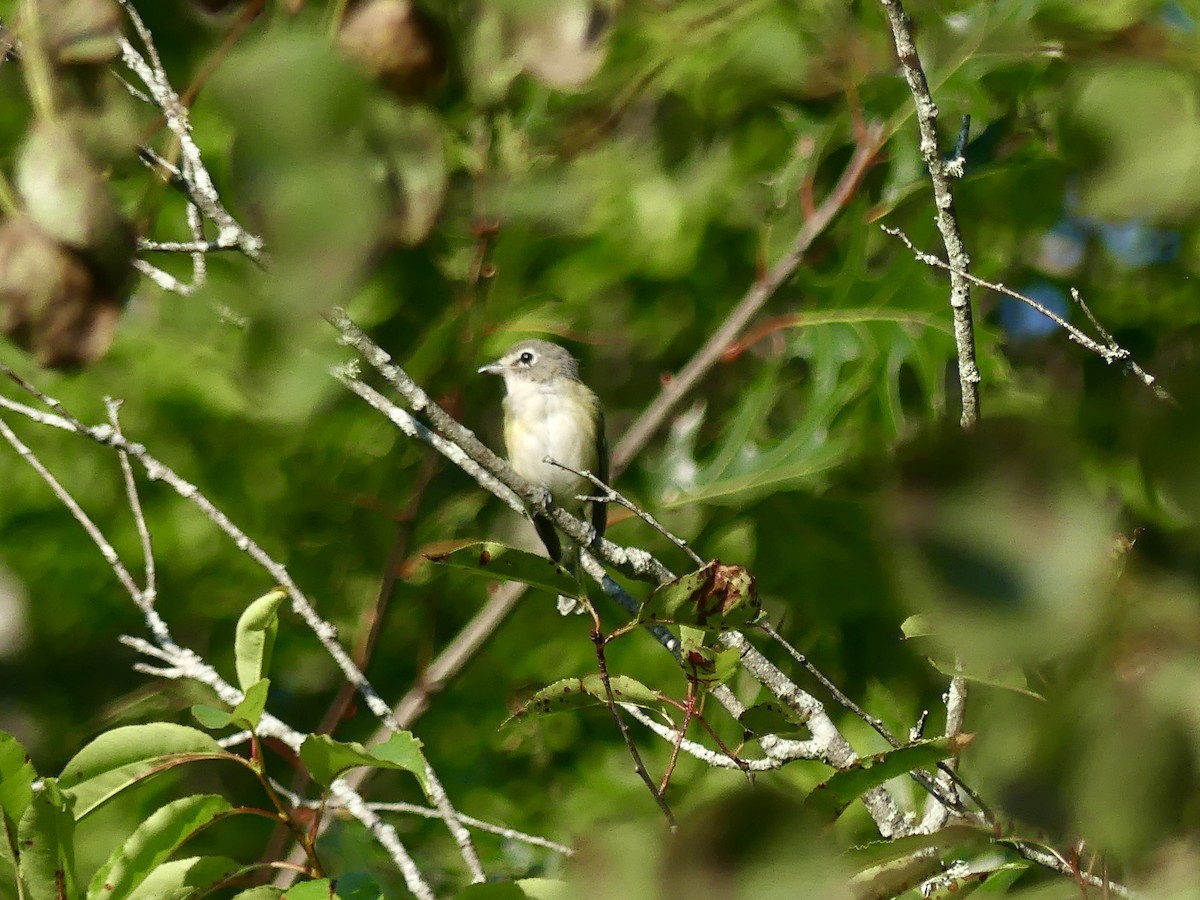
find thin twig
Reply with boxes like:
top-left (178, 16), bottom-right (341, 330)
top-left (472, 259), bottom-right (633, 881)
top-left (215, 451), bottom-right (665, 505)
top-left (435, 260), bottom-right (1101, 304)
top-left (0, 367), bottom-right (485, 884)
top-left (268, 781), bottom-right (574, 856)
top-left (878, 0), bottom-right (981, 429)
top-left (921, 667), bottom-right (968, 832)
top-left (623, 705), bottom-right (792, 772)
top-left (611, 121), bottom-right (886, 472)
top-left (116, 0), bottom-right (264, 263)
top-left (882, 225), bottom-right (1173, 403)
top-left (105, 398), bottom-right (157, 607)
top-left (0, 413), bottom-right (167, 644)
top-left (546, 457), bottom-right (704, 566)
top-left (264, 452), bottom-right (440, 872)
top-left (328, 308), bottom-right (674, 587)
top-left (117, 637), bottom-right (436, 899)
top-left (762, 622), bottom-right (987, 822)
top-left (657, 681), bottom-right (698, 796)
top-left (0, 395), bottom-right (437, 895)
top-left (590, 613), bottom-right (676, 829)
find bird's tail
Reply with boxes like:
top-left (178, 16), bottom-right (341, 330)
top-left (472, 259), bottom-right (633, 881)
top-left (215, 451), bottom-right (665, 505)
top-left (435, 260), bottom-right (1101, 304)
top-left (555, 544), bottom-right (586, 616)
top-left (533, 513), bottom-right (586, 615)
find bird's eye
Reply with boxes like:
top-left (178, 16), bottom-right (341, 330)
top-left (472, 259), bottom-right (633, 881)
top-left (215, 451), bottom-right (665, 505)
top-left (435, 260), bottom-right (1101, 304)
top-left (518, 351), bottom-right (534, 365)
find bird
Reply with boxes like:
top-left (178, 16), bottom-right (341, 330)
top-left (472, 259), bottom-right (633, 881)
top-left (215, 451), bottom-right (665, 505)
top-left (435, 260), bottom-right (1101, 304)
top-left (478, 339), bottom-right (607, 614)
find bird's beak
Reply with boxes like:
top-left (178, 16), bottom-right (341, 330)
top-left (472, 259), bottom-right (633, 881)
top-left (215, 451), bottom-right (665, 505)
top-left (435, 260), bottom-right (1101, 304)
top-left (477, 361), bottom-right (505, 375)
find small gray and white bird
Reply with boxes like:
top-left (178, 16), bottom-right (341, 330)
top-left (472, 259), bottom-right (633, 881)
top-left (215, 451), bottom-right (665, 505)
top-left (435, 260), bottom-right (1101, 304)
top-left (479, 340), bottom-right (607, 614)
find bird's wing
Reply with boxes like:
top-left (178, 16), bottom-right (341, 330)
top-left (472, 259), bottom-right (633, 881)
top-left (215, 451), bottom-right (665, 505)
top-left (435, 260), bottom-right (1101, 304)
top-left (592, 410), bottom-right (608, 540)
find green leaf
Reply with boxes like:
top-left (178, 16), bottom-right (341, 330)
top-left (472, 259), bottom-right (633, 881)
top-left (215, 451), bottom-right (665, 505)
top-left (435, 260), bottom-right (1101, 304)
top-left (235, 588), bottom-right (288, 692)
top-left (900, 614), bottom-right (934, 639)
top-left (284, 872), bottom-right (383, 899)
top-left (637, 561), bottom-right (762, 632)
top-left (17, 780), bottom-right (77, 900)
top-left (232, 888), bottom-right (286, 899)
top-left (804, 737), bottom-right (965, 823)
top-left (299, 733), bottom-right (428, 795)
top-left (682, 645), bottom-right (742, 687)
top-left (515, 878), bottom-right (570, 900)
top-left (661, 352), bottom-right (861, 507)
top-left (970, 863), bottom-right (1030, 894)
top-left (847, 824), bottom-right (993, 872)
top-left (126, 855), bottom-right (243, 900)
top-left (847, 850), bottom-right (950, 900)
top-left (86, 794), bottom-right (232, 900)
top-left (59, 724), bottom-right (229, 820)
top-left (0, 731), bottom-right (36, 829)
top-left (425, 542), bottom-right (580, 597)
top-left (926, 657), bottom-right (1046, 703)
top-left (902, 618), bottom-right (1047, 701)
top-left (192, 679), bottom-right (271, 731)
top-left (737, 701), bottom-right (811, 736)
top-left (501, 675), bottom-right (662, 726)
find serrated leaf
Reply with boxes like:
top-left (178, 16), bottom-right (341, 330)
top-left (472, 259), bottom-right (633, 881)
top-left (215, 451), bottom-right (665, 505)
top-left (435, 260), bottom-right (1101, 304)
top-left (300, 733), bottom-right (428, 795)
top-left (59, 724), bottom-right (229, 820)
top-left (86, 794), bottom-right (232, 900)
top-left (805, 737), bottom-right (964, 823)
top-left (425, 542), bottom-right (580, 597)
top-left (637, 561), bottom-right (762, 632)
top-left (235, 588), bottom-right (287, 692)
top-left (0, 731), bottom-right (36, 829)
top-left (502, 675), bottom-right (662, 726)
top-left (17, 779), bottom-right (77, 900)
top-left (192, 679), bottom-right (271, 731)
top-left (738, 701), bottom-right (811, 736)
top-left (126, 855), bottom-right (243, 900)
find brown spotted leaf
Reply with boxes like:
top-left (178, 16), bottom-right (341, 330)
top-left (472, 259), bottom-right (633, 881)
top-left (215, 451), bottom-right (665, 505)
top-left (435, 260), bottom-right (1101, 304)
top-left (637, 561), bottom-right (762, 632)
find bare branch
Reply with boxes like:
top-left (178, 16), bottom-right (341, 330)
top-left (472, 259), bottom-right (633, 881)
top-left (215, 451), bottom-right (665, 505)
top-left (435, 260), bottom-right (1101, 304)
top-left (0, 366), bottom-right (485, 884)
top-left (116, 0), bottom-right (264, 277)
top-left (106, 398), bottom-right (157, 607)
top-left (878, 0), bottom-right (980, 429)
top-left (328, 307), bottom-right (674, 587)
top-left (882, 225), bottom-right (1172, 403)
top-left (623, 705), bottom-right (793, 771)
top-left (546, 456), bottom-right (704, 567)
top-left (0, 393), bottom-right (437, 894)
top-left (269, 781), bottom-right (575, 857)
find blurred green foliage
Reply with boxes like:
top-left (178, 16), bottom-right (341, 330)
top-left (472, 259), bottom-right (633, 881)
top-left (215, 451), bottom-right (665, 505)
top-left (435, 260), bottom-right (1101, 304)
top-left (2, 0), bottom-right (1200, 895)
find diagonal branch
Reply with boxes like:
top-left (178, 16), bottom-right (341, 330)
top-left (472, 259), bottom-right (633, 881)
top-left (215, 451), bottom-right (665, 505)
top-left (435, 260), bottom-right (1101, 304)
top-left (611, 121), bottom-right (886, 472)
top-left (328, 308), bottom-right (673, 587)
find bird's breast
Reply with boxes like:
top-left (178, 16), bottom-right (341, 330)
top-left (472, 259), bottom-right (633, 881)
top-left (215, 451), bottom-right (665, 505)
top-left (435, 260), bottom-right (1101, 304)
top-left (503, 383), bottom-right (598, 503)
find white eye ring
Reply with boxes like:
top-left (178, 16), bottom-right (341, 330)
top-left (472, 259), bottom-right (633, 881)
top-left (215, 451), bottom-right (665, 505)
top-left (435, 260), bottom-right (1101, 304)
top-left (518, 350), bottom-right (535, 365)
